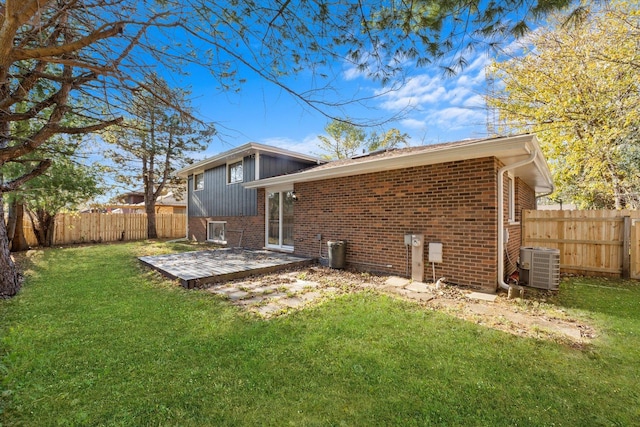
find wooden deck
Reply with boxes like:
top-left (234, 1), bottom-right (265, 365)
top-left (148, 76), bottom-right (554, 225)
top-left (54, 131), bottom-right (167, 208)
top-left (138, 248), bottom-right (314, 288)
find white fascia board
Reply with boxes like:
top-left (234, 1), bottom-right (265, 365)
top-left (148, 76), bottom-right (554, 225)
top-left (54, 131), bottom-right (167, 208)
top-left (176, 142), bottom-right (323, 178)
top-left (245, 134), bottom-right (551, 190)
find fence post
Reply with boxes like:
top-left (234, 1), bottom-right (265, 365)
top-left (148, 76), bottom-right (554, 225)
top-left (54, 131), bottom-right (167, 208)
top-left (623, 216), bottom-right (631, 279)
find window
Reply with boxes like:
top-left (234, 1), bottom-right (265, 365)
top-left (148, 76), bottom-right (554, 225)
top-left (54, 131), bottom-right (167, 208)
top-left (227, 160), bottom-right (243, 184)
top-left (193, 173), bottom-right (204, 191)
top-left (508, 174), bottom-right (516, 223)
top-left (207, 221), bottom-right (226, 244)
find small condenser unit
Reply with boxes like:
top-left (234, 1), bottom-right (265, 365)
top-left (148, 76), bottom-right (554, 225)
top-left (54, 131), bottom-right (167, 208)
top-left (519, 247), bottom-right (560, 290)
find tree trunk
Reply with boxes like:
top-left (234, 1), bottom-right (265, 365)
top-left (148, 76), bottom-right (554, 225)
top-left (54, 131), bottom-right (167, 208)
top-left (8, 200), bottom-right (29, 252)
top-left (0, 193), bottom-right (21, 297)
top-left (29, 209), bottom-right (55, 247)
top-left (43, 211), bottom-right (55, 247)
top-left (146, 201), bottom-right (158, 239)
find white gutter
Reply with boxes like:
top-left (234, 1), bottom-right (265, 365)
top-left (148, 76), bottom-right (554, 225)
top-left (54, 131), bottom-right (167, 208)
top-left (245, 135), bottom-right (537, 189)
top-left (185, 177), bottom-right (190, 240)
top-left (497, 149), bottom-right (538, 291)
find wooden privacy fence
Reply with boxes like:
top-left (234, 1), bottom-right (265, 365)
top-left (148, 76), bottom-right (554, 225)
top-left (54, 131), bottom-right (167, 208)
top-left (522, 210), bottom-right (640, 279)
top-left (19, 213), bottom-right (186, 247)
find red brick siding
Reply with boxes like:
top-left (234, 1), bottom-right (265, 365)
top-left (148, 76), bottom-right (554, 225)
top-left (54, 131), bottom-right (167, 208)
top-left (503, 175), bottom-right (536, 276)
top-left (188, 189), bottom-right (266, 249)
top-left (292, 157), bottom-right (501, 291)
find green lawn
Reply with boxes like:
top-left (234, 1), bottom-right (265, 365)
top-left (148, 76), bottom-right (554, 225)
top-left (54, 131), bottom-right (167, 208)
top-left (1, 242), bottom-right (639, 426)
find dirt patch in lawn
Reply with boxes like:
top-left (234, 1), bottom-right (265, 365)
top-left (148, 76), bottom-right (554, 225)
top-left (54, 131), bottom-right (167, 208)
top-left (209, 266), bottom-right (595, 347)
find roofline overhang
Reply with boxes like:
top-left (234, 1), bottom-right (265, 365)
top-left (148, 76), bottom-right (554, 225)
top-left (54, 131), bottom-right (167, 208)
top-left (244, 134), bottom-right (554, 193)
top-left (176, 142), bottom-right (323, 178)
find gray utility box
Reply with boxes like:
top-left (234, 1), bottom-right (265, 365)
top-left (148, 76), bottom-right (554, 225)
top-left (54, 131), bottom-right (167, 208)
top-left (327, 240), bottom-right (346, 269)
top-left (519, 247), bottom-right (560, 290)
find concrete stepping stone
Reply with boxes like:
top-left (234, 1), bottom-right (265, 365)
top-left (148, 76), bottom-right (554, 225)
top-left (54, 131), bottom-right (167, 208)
top-left (236, 296), bottom-right (266, 306)
top-left (279, 297), bottom-right (305, 308)
top-left (255, 303), bottom-right (283, 316)
top-left (386, 276), bottom-right (410, 287)
top-left (300, 291), bottom-right (322, 302)
top-left (226, 290), bottom-right (249, 301)
top-left (405, 291), bottom-right (436, 302)
top-left (383, 287), bottom-right (411, 296)
top-left (406, 282), bottom-right (432, 293)
top-left (467, 292), bottom-right (497, 302)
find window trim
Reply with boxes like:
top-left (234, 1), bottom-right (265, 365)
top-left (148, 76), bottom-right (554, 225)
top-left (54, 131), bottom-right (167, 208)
top-left (193, 172), bottom-right (204, 191)
top-left (207, 221), bottom-right (227, 244)
top-left (227, 159), bottom-right (244, 184)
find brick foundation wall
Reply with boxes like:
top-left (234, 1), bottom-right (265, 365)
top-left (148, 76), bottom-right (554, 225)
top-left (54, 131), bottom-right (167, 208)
top-left (292, 157), bottom-right (501, 291)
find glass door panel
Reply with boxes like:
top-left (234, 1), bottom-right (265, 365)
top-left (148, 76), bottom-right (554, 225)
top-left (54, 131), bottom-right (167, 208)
top-left (282, 191), bottom-right (295, 247)
top-left (268, 192), bottom-right (280, 245)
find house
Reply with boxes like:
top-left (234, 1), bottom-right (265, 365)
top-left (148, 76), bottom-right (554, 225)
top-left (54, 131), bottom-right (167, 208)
top-left (108, 190), bottom-right (186, 214)
top-left (176, 142), bottom-right (323, 248)
top-left (178, 134), bottom-right (554, 293)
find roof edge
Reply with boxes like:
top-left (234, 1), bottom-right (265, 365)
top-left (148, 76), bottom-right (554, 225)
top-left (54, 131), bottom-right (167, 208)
top-left (176, 142), bottom-right (323, 178)
top-left (245, 134), bottom-right (553, 190)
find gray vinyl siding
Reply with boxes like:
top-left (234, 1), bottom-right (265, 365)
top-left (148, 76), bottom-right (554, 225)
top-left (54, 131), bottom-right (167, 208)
top-left (260, 154), bottom-right (315, 179)
top-left (189, 155), bottom-right (257, 217)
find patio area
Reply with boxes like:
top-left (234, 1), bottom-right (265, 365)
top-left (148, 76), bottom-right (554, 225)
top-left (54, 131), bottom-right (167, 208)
top-left (138, 248), bottom-right (314, 288)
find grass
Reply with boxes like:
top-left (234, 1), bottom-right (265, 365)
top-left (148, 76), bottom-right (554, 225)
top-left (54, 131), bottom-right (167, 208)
top-left (1, 242), bottom-right (639, 426)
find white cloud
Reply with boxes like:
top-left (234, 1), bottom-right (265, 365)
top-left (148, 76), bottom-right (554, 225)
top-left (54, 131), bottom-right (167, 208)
top-left (443, 86), bottom-right (472, 105)
top-left (465, 54), bottom-right (491, 73)
top-left (375, 74), bottom-right (447, 110)
top-left (400, 118), bottom-right (428, 129)
top-left (463, 94), bottom-right (485, 108)
top-left (430, 107), bottom-right (486, 129)
top-left (373, 49), bottom-right (491, 114)
top-left (343, 64), bottom-right (365, 81)
top-left (258, 134), bottom-right (323, 157)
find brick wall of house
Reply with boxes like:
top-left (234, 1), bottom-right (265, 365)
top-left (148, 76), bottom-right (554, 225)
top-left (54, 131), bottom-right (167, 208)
top-left (188, 189), bottom-right (266, 249)
top-left (292, 157), bottom-right (502, 291)
top-left (504, 177), bottom-right (536, 277)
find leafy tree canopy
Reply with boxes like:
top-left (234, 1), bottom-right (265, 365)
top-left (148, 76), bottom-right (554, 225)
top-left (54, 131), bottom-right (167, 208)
top-left (103, 76), bottom-right (212, 238)
top-left (317, 119), bottom-right (409, 159)
top-left (487, 0), bottom-right (640, 209)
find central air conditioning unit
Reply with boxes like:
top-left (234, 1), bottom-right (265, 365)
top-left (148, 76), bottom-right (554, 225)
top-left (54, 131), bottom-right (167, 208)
top-left (519, 247), bottom-right (560, 290)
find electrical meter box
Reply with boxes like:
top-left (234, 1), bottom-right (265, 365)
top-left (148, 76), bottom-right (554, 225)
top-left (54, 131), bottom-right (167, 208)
top-left (428, 242), bottom-right (443, 263)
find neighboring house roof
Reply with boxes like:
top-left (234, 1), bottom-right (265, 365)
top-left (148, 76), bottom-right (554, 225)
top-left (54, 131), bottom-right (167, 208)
top-left (176, 142), bottom-right (324, 178)
top-left (133, 191), bottom-right (185, 207)
top-left (244, 134), bottom-right (554, 193)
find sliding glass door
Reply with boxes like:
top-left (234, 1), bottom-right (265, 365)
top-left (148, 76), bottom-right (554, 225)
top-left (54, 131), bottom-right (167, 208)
top-left (266, 189), bottom-right (294, 250)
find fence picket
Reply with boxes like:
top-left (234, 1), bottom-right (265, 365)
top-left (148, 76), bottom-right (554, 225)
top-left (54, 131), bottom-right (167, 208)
top-left (14, 213), bottom-right (186, 247)
top-left (523, 210), bottom-right (640, 278)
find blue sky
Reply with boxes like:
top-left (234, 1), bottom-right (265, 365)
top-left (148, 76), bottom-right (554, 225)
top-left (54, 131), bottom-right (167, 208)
top-left (184, 50), bottom-right (492, 160)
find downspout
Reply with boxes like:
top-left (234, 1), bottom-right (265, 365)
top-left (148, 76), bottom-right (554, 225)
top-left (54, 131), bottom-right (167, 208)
top-left (185, 176), bottom-right (190, 240)
top-left (497, 150), bottom-right (537, 291)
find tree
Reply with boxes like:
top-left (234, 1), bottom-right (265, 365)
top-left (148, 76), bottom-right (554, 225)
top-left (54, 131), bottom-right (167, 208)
top-left (0, 0), bottom-right (578, 296)
top-left (368, 128), bottom-right (411, 153)
top-left (317, 120), bottom-right (410, 159)
top-left (6, 195), bottom-right (28, 251)
top-left (104, 79), bottom-right (211, 238)
top-left (0, 1), bottom-right (170, 296)
top-left (24, 156), bottom-right (103, 247)
top-left (487, 1), bottom-right (640, 208)
top-left (317, 120), bottom-right (368, 160)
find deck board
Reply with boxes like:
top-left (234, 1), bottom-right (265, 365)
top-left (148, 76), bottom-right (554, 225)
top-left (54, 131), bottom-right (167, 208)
top-left (139, 248), bottom-right (314, 288)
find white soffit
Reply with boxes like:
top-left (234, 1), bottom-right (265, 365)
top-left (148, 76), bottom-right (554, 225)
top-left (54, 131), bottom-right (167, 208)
top-left (244, 134), bottom-right (554, 193)
top-left (176, 142), bottom-right (322, 178)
